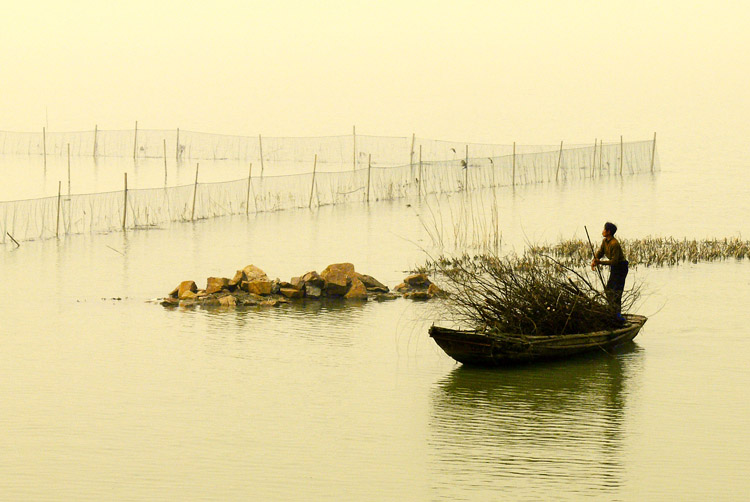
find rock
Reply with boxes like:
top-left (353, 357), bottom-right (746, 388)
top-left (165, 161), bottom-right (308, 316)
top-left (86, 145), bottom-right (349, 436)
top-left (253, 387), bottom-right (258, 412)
top-left (270, 279), bottom-right (281, 294)
top-left (301, 271), bottom-right (324, 287)
top-left (305, 284), bottom-right (322, 298)
top-left (322, 262), bottom-right (356, 279)
top-left (404, 290), bottom-right (431, 300)
top-left (356, 273), bottom-right (389, 293)
top-left (374, 292), bottom-right (401, 301)
top-left (245, 280), bottom-right (273, 296)
top-left (394, 282), bottom-right (409, 293)
top-left (228, 270), bottom-right (245, 288)
top-left (260, 299), bottom-right (283, 307)
top-left (322, 269), bottom-right (350, 296)
top-left (280, 287), bottom-right (304, 299)
top-left (180, 290), bottom-right (198, 300)
top-left (206, 277), bottom-right (229, 294)
top-left (242, 264), bottom-right (268, 282)
top-left (177, 281), bottom-right (197, 299)
top-left (404, 273), bottom-right (431, 289)
top-left (427, 283), bottom-right (444, 297)
top-left (179, 299), bottom-right (196, 307)
top-left (161, 297), bottom-right (179, 307)
top-left (218, 295), bottom-right (237, 307)
top-left (344, 277), bottom-right (368, 300)
top-left (290, 276), bottom-right (305, 290)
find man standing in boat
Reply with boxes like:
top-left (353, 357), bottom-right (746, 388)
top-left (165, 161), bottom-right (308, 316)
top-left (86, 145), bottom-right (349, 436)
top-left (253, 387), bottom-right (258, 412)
top-left (591, 222), bottom-right (628, 322)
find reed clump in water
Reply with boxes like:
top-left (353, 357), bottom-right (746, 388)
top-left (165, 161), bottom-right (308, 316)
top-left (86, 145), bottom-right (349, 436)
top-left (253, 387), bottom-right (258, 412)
top-left (531, 237), bottom-right (750, 268)
top-left (428, 253), bottom-right (640, 337)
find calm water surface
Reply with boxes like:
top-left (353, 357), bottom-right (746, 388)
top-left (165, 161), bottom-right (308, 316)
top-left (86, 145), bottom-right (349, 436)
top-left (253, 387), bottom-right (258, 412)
top-left (2, 142), bottom-right (749, 500)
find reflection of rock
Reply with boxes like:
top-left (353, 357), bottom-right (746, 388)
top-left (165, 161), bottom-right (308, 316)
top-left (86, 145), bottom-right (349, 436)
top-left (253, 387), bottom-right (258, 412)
top-left (429, 347), bottom-right (642, 498)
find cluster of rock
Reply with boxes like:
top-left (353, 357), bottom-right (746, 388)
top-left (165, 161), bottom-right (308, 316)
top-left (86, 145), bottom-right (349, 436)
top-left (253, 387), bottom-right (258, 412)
top-left (161, 263), bottom-right (441, 308)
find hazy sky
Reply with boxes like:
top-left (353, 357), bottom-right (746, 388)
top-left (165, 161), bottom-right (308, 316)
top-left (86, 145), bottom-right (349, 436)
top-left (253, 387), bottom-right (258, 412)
top-left (2, 1), bottom-right (749, 147)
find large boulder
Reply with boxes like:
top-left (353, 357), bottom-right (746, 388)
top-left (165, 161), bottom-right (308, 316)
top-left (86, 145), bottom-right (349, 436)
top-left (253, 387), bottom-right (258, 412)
top-left (228, 270), bottom-right (245, 288)
top-left (305, 284), bottom-right (322, 298)
top-left (322, 269), bottom-right (350, 296)
top-left (245, 280), bottom-right (273, 296)
top-left (301, 271), bottom-right (324, 287)
top-left (344, 277), bottom-right (368, 300)
top-left (206, 277), bottom-right (229, 294)
top-left (290, 276), bottom-right (305, 290)
top-left (322, 263), bottom-right (356, 279)
top-left (242, 264), bottom-right (269, 282)
top-left (404, 273), bottom-right (431, 289)
top-left (280, 287), bottom-right (304, 299)
top-left (174, 280), bottom-right (197, 299)
top-left (356, 273), bottom-right (389, 293)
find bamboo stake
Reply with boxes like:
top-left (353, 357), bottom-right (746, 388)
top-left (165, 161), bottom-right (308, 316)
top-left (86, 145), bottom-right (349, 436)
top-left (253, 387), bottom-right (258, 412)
top-left (620, 135), bottom-right (623, 175)
top-left (258, 134), bottom-right (264, 178)
top-left (308, 154), bottom-right (317, 208)
top-left (43, 127), bottom-right (47, 170)
top-left (56, 181), bottom-right (61, 238)
top-left (133, 120), bottom-right (138, 160)
top-left (176, 128), bottom-right (180, 160)
top-left (6, 232), bottom-right (20, 247)
top-left (366, 154), bottom-right (372, 203)
top-left (191, 163), bottom-right (199, 221)
top-left (352, 126), bottom-right (356, 171)
top-left (555, 140), bottom-right (563, 182)
top-left (122, 173), bottom-right (128, 230)
top-left (251, 162), bottom-right (253, 214)
top-left (464, 145), bottom-right (469, 191)
top-left (418, 145), bottom-right (422, 201)
top-left (599, 139), bottom-right (603, 173)
top-left (512, 142), bottom-right (516, 187)
top-left (591, 139), bottom-right (597, 177)
top-left (67, 143), bottom-right (71, 198)
top-left (93, 124), bottom-right (98, 157)
top-left (409, 132), bottom-right (416, 177)
top-left (650, 132), bottom-right (657, 172)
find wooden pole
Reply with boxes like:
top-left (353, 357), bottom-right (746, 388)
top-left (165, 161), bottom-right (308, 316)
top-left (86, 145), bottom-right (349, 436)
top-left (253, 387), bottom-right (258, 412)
top-left (308, 154), bottom-right (318, 208)
top-left (512, 142), bottom-right (516, 187)
top-left (352, 126), bottom-right (357, 171)
top-left (163, 138), bottom-right (167, 184)
top-left (56, 181), bottom-right (61, 238)
top-left (620, 135), bottom-right (623, 175)
top-left (464, 145), bottom-right (469, 191)
top-left (409, 132), bottom-right (416, 177)
top-left (650, 132), bottom-right (657, 172)
top-left (43, 127), bottom-right (47, 170)
top-left (591, 138), bottom-right (597, 177)
top-left (93, 124), bottom-right (98, 157)
top-left (251, 162), bottom-right (253, 214)
top-left (191, 163), bottom-right (199, 221)
top-left (366, 154), bottom-right (372, 203)
top-left (67, 143), bottom-right (71, 198)
top-left (258, 134), bottom-right (264, 178)
top-left (418, 145), bottom-right (422, 201)
top-left (176, 128), bottom-right (180, 160)
top-left (122, 173), bottom-right (128, 230)
top-left (555, 140), bottom-right (563, 182)
top-left (599, 139), bottom-right (603, 173)
top-left (133, 120), bottom-right (138, 160)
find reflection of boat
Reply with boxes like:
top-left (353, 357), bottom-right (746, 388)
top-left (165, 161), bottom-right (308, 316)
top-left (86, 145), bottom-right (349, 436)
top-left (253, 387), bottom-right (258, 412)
top-left (429, 314), bottom-right (647, 366)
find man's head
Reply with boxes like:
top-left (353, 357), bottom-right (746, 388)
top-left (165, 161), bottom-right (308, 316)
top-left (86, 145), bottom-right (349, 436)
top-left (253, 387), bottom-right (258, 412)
top-left (603, 221), bottom-right (617, 238)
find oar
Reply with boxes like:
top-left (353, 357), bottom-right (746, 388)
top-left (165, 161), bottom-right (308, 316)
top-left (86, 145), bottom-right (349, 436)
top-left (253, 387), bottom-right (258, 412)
top-left (584, 225), bottom-right (607, 291)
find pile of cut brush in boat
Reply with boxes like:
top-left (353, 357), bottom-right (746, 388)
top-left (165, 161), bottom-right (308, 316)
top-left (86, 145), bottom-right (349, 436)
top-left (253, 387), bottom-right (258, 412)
top-left (425, 252), bottom-right (647, 366)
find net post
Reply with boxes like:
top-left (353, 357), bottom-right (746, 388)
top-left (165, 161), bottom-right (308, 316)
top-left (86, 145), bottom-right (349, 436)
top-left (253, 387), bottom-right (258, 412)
top-left (650, 132), bottom-right (657, 172)
top-left (93, 124), bottom-right (98, 157)
top-left (366, 154), bottom-right (371, 203)
top-left (512, 142), bottom-right (516, 187)
top-left (176, 128), bottom-right (180, 161)
top-left (352, 126), bottom-right (356, 171)
top-left (258, 134), bottom-right (265, 178)
top-left (163, 139), bottom-right (167, 184)
top-left (409, 132), bottom-right (415, 177)
top-left (56, 181), bottom-right (61, 238)
top-left (555, 140), bottom-right (563, 182)
top-left (464, 145), bottom-right (469, 191)
top-left (43, 127), bottom-right (47, 171)
top-left (308, 154), bottom-right (317, 208)
top-left (191, 163), bottom-right (199, 221)
top-left (591, 138), bottom-right (597, 177)
top-left (251, 162), bottom-right (253, 214)
top-left (619, 135), bottom-right (623, 175)
top-left (599, 139), bottom-right (603, 174)
top-left (133, 120), bottom-right (138, 160)
top-left (67, 144), bottom-right (71, 198)
top-left (122, 173), bottom-right (128, 230)
top-left (418, 145), bottom-right (422, 201)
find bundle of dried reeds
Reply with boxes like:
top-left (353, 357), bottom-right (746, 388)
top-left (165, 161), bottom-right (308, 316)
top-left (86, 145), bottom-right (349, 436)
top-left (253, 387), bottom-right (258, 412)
top-left (428, 253), bottom-right (639, 337)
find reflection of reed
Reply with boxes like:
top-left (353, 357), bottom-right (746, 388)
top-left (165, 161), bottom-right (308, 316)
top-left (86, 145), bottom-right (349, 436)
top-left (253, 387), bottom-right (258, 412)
top-left (428, 345), bottom-right (643, 500)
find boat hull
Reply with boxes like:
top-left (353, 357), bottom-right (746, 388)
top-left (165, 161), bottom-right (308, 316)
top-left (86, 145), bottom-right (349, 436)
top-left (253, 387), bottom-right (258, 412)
top-left (429, 314), bottom-right (647, 366)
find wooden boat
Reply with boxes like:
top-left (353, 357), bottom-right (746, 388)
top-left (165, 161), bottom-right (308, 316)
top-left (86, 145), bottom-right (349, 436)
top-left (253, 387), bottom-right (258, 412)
top-left (429, 314), bottom-right (647, 366)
